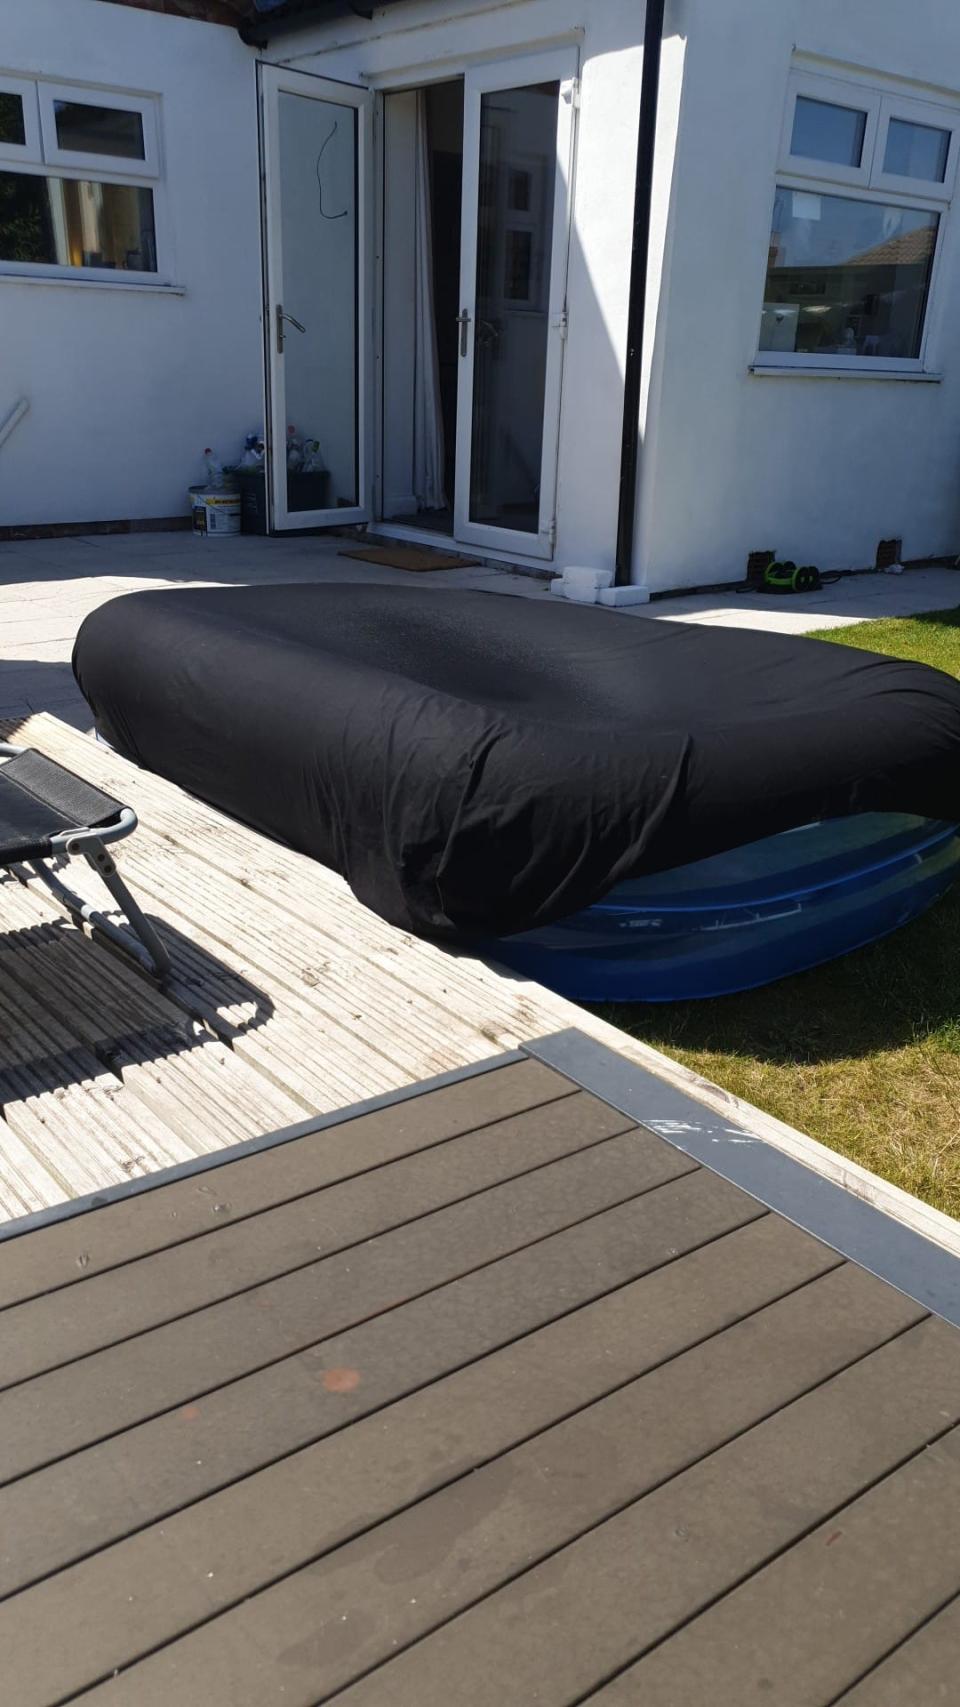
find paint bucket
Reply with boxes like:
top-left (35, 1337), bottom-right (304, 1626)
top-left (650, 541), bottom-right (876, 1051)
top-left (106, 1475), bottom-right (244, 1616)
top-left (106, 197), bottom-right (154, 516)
top-left (188, 486), bottom-right (241, 537)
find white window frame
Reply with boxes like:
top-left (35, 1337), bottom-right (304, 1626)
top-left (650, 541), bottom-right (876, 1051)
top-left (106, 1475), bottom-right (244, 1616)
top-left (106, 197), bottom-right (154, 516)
top-left (38, 82), bottom-right (159, 178)
top-left (780, 72), bottom-right (880, 190)
top-left (758, 68), bottom-right (960, 374)
top-left (0, 74), bottom-right (169, 286)
top-left (874, 94), bottom-right (960, 201)
top-left (0, 74), bottom-right (41, 165)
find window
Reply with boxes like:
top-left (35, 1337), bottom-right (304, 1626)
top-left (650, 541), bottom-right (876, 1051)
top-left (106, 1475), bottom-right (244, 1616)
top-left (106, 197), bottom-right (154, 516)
top-left (757, 70), bottom-right (959, 370)
top-left (0, 76), bottom-right (163, 281)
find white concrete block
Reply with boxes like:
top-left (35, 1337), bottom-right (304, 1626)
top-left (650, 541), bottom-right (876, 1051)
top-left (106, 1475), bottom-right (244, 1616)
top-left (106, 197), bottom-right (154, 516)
top-left (597, 585), bottom-right (652, 606)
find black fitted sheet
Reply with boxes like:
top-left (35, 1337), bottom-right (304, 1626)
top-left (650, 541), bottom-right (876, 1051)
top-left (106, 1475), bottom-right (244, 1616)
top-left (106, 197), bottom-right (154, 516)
top-left (72, 582), bottom-right (960, 938)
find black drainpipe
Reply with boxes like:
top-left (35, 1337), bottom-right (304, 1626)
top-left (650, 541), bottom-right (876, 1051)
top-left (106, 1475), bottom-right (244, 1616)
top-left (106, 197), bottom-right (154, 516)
top-left (614, 0), bottom-right (666, 586)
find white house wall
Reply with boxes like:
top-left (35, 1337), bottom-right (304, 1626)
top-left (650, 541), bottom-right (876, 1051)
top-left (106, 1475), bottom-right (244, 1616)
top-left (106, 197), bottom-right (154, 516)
top-left (274, 0), bottom-right (645, 577)
top-left (636, 0), bottom-right (960, 591)
top-left (0, 0), bottom-right (263, 528)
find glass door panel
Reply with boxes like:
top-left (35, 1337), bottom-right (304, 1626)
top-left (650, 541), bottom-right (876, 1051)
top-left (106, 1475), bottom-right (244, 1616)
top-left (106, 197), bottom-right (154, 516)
top-left (261, 64), bottom-right (372, 530)
top-left (469, 82), bottom-right (558, 534)
top-left (455, 51), bottom-right (577, 559)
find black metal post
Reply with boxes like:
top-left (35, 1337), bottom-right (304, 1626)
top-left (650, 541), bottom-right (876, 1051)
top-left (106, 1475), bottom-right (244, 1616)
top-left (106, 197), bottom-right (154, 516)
top-left (614, 0), bottom-right (666, 585)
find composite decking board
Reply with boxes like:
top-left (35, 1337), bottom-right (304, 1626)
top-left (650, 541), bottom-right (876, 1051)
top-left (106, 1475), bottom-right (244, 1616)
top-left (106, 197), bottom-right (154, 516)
top-left (0, 1060), bottom-right (568, 1307)
top-left (0, 1235), bottom-right (844, 1690)
top-left (0, 1133), bottom-right (701, 1482)
top-left (39, 1264), bottom-right (925, 1707)
top-left (585, 1430), bottom-right (960, 1707)
top-left (833, 1593), bottom-right (960, 1704)
top-left (0, 1091), bottom-right (621, 1379)
top-left (4, 1059), bottom-right (960, 1707)
top-left (325, 1319), bottom-right (960, 1707)
top-left (0, 1173), bottom-right (764, 1597)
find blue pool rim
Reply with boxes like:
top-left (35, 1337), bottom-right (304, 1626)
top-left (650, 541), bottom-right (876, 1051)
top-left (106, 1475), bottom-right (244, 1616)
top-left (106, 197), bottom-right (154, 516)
top-left (486, 815), bottom-right (960, 1004)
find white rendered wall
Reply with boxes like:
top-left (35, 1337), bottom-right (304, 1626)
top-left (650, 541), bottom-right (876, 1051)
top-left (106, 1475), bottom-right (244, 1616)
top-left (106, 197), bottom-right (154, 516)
top-left (277, 0), bottom-right (646, 577)
top-left (635, 0), bottom-right (960, 591)
top-left (0, 0), bottom-right (263, 527)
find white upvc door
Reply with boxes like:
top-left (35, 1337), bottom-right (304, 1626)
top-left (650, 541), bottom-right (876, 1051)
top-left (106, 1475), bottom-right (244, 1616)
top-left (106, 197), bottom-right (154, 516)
top-left (260, 62), bottom-right (374, 530)
top-left (453, 48), bottom-right (578, 560)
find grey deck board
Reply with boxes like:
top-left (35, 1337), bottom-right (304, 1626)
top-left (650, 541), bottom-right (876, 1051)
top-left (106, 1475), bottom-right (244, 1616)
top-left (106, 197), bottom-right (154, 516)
top-left (325, 1320), bottom-right (960, 1707)
top-left (50, 1266), bottom-right (924, 1707)
top-left (0, 1090), bottom-right (630, 1386)
top-left (0, 1128), bottom-right (696, 1483)
top-left (833, 1594), bottom-right (960, 1705)
top-left (583, 1430), bottom-right (960, 1707)
top-left (0, 1171), bottom-right (761, 1598)
top-left (1, 1223), bottom-right (854, 1704)
top-left (4, 1063), bottom-right (960, 1706)
top-left (0, 1058), bottom-right (569, 1307)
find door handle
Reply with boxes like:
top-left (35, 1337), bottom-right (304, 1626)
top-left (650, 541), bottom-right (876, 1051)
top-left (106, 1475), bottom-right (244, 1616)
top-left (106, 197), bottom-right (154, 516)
top-left (456, 309), bottom-right (471, 358)
top-left (276, 304), bottom-right (306, 354)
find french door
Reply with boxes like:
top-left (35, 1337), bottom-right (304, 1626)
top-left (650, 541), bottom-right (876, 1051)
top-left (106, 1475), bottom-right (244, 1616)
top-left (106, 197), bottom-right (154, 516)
top-left (260, 63), bottom-right (374, 530)
top-left (453, 49), bottom-right (578, 559)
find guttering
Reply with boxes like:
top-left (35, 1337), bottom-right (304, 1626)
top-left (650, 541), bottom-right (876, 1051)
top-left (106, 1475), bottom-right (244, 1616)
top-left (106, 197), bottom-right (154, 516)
top-left (614, 0), bottom-right (666, 586)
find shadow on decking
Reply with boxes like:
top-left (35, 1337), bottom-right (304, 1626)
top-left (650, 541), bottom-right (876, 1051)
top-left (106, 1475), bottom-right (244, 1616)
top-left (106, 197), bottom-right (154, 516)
top-left (0, 902), bottom-right (274, 1102)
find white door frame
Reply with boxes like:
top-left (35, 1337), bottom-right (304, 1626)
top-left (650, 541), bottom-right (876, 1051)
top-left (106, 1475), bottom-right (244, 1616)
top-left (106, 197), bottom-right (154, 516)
top-left (452, 47), bottom-right (579, 561)
top-left (260, 61), bottom-right (375, 531)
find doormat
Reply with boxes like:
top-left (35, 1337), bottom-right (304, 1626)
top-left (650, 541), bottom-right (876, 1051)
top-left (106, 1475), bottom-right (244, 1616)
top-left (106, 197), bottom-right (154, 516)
top-left (339, 545), bottom-right (481, 572)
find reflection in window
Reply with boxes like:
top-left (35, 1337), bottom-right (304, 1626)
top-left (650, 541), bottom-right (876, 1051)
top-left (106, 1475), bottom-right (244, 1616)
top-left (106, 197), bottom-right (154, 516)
top-left (761, 188), bottom-right (938, 359)
top-left (0, 93), bottom-right (25, 147)
top-left (791, 97), bottom-right (866, 167)
top-left (884, 117), bottom-right (949, 183)
top-left (54, 101), bottom-right (145, 160)
top-left (0, 171), bottom-right (156, 270)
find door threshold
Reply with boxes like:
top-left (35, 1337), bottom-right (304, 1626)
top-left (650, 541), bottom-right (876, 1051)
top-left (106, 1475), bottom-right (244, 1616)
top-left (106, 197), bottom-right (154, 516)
top-left (367, 521), bottom-right (556, 578)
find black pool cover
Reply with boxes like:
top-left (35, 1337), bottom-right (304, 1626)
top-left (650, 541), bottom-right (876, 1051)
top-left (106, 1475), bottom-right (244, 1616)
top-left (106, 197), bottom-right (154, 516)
top-left (73, 582), bottom-right (960, 939)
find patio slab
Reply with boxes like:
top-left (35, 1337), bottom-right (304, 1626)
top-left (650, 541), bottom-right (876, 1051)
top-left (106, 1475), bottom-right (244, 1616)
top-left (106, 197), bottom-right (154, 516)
top-left (645, 564), bottom-right (960, 632)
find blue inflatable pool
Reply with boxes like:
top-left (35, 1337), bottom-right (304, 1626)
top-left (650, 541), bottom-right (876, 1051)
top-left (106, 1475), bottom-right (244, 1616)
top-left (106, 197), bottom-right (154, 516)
top-left (487, 814), bottom-right (960, 1003)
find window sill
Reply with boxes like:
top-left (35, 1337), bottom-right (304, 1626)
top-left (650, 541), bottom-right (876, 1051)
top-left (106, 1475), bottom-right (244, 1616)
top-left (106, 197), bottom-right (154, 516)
top-left (0, 273), bottom-right (185, 295)
top-left (750, 363), bottom-right (942, 383)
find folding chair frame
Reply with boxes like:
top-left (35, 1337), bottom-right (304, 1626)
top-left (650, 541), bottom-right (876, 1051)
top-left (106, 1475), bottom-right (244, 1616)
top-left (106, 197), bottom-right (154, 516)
top-left (0, 741), bottom-right (171, 980)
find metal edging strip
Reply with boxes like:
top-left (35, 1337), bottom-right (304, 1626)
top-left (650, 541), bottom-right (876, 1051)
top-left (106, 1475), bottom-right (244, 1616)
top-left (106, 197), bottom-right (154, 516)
top-left (523, 1028), bottom-right (960, 1329)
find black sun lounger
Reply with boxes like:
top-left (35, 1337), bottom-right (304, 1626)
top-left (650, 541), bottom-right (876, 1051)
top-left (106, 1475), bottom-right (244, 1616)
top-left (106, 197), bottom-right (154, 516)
top-left (72, 582), bottom-right (960, 942)
top-left (0, 742), bottom-right (169, 978)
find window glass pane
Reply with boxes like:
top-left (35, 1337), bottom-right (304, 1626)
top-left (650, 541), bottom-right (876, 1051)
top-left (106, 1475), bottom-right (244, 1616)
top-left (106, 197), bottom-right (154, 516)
top-left (0, 93), bottom-right (26, 147)
top-left (0, 172), bottom-right (156, 270)
top-left (761, 188), bottom-right (938, 359)
top-left (790, 96), bottom-right (866, 167)
top-left (277, 92), bottom-right (358, 512)
top-left (54, 100), bottom-right (145, 160)
top-left (884, 117), bottom-right (950, 182)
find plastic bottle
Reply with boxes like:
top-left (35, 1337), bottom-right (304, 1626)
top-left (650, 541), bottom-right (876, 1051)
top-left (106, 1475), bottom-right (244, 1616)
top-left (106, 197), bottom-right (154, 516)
top-left (286, 426), bottom-right (303, 472)
top-left (203, 448), bottom-right (224, 490)
top-left (238, 433), bottom-right (265, 471)
top-left (301, 438), bottom-right (325, 473)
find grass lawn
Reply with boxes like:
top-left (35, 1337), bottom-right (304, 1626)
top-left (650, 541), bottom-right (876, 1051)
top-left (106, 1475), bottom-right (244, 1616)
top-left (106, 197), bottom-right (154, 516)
top-left (604, 605), bottom-right (960, 1218)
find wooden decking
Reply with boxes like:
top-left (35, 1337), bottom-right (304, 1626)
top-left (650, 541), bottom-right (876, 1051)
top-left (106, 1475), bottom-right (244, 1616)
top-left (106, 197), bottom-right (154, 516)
top-left (4, 711), bottom-right (960, 1290)
top-left (0, 707), bottom-right (595, 1218)
top-left (2, 1055), bottom-right (960, 1704)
